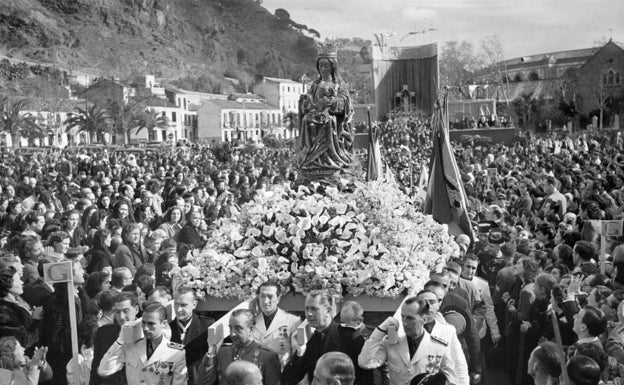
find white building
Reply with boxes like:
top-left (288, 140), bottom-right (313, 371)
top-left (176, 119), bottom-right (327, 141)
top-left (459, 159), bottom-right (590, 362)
top-left (252, 77), bottom-right (304, 113)
top-left (196, 94), bottom-right (291, 144)
top-left (129, 106), bottom-right (186, 143)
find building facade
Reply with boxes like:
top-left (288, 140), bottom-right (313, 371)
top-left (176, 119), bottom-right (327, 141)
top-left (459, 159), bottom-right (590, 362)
top-left (252, 77), bottom-right (304, 113)
top-left (196, 96), bottom-right (286, 144)
top-left (572, 40), bottom-right (624, 124)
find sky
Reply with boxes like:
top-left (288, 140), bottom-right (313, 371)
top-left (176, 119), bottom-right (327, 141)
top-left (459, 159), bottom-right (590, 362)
top-left (261, 0), bottom-right (624, 59)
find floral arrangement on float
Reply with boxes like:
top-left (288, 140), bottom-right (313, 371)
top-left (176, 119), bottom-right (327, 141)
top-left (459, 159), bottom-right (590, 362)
top-left (172, 181), bottom-right (459, 301)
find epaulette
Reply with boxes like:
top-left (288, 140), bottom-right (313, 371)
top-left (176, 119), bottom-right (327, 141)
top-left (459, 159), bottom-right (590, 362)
top-left (167, 342), bottom-right (185, 350)
top-left (430, 335), bottom-right (448, 346)
top-left (257, 345), bottom-right (274, 353)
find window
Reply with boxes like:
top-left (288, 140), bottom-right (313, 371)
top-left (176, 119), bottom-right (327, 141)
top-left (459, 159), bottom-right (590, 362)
top-left (171, 112), bottom-right (177, 122)
top-left (604, 70), bottom-right (621, 85)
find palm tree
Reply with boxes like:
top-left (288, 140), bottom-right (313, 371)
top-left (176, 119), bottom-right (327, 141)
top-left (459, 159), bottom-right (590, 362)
top-left (512, 92), bottom-right (538, 129)
top-left (107, 97), bottom-right (149, 145)
top-left (132, 109), bottom-right (171, 141)
top-left (64, 104), bottom-right (112, 144)
top-left (0, 97), bottom-right (44, 147)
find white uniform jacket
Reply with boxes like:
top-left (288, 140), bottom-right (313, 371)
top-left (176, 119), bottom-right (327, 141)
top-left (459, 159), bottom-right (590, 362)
top-left (358, 327), bottom-right (459, 385)
top-left (98, 325), bottom-right (187, 385)
top-left (429, 316), bottom-right (469, 385)
top-left (252, 308), bottom-right (301, 367)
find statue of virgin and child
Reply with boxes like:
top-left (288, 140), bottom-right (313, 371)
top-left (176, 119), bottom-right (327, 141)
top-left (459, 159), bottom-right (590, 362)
top-left (297, 42), bottom-right (354, 184)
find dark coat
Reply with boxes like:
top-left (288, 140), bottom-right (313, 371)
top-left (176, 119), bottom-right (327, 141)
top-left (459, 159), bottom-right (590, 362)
top-left (86, 247), bottom-right (114, 274)
top-left (113, 243), bottom-right (146, 275)
top-left (40, 286), bottom-right (90, 385)
top-left (169, 314), bottom-right (214, 367)
top-left (442, 291), bottom-right (482, 373)
top-left (178, 224), bottom-right (206, 250)
top-left (21, 278), bottom-right (54, 308)
top-left (0, 298), bottom-right (39, 349)
top-left (90, 323), bottom-right (126, 385)
top-left (281, 321), bottom-right (374, 385)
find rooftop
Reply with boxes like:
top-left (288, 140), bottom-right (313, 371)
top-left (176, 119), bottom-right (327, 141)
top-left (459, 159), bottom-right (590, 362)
top-left (262, 76), bottom-right (301, 84)
top-left (165, 87), bottom-right (228, 99)
top-left (204, 99), bottom-right (279, 110)
top-left (503, 47), bottom-right (598, 67)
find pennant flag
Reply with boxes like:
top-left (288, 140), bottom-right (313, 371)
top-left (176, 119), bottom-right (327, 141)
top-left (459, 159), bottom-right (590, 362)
top-left (366, 124), bottom-right (384, 182)
top-left (424, 97), bottom-right (474, 242)
top-left (416, 163), bottom-right (429, 201)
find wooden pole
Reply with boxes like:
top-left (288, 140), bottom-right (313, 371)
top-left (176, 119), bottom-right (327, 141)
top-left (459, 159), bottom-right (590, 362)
top-left (67, 267), bottom-right (79, 383)
top-left (550, 305), bottom-right (570, 385)
top-left (601, 228), bottom-right (607, 275)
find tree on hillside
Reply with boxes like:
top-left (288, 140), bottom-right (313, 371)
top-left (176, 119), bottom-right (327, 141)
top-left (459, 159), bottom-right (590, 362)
top-left (64, 104), bottom-right (112, 144)
top-left (440, 39), bottom-right (483, 89)
top-left (132, 109), bottom-right (171, 140)
top-left (0, 97), bottom-right (44, 147)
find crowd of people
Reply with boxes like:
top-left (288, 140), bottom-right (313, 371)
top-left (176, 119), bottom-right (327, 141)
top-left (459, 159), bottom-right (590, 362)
top-left (0, 113), bottom-right (624, 385)
top-left (379, 114), bottom-right (624, 385)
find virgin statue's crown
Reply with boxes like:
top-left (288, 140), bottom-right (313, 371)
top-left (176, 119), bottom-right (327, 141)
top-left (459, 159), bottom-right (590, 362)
top-left (316, 40), bottom-right (340, 59)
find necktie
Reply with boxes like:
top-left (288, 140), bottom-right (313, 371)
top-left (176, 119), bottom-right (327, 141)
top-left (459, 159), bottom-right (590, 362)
top-left (146, 342), bottom-right (154, 359)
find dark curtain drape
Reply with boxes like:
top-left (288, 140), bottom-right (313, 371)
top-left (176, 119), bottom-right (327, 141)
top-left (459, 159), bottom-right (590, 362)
top-left (373, 56), bottom-right (438, 117)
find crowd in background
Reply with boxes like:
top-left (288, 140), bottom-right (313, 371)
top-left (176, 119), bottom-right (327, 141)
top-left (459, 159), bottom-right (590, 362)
top-left (379, 113), bottom-right (624, 385)
top-left (1, 115), bottom-right (624, 385)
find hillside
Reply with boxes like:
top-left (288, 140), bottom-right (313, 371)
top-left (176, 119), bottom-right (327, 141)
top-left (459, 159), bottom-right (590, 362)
top-left (0, 0), bottom-right (319, 92)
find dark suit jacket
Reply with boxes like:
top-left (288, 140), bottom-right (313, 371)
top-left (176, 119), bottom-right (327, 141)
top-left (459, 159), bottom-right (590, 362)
top-left (442, 291), bottom-right (482, 373)
top-left (169, 314), bottom-right (214, 367)
top-left (21, 279), bottom-right (53, 308)
top-left (90, 323), bottom-right (125, 385)
top-left (178, 224), bottom-right (206, 250)
top-left (281, 321), bottom-right (373, 385)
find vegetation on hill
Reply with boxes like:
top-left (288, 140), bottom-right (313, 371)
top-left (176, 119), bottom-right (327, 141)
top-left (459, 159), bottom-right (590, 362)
top-left (0, 0), bottom-right (319, 91)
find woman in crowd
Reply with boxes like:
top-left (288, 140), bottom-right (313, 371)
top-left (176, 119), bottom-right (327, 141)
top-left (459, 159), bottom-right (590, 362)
top-left (109, 201), bottom-right (131, 229)
top-left (85, 228), bottom-right (113, 274)
top-left (113, 223), bottom-right (146, 275)
top-left (158, 206), bottom-right (183, 241)
top-left (0, 262), bottom-right (43, 350)
top-left (44, 231), bottom-right (71, 262)
top-left (19, 238), bottom-right (44, 286)
top-left (96, 194), bottom-right (111, 217)
top-left (84, 271), bottom-right (111, 299)
top-left (63, 210), bottom-right (85, 248)
top-left (0, 337), bottom-right (50, 385)
top-left (178, 210), bottom-right (208, 250)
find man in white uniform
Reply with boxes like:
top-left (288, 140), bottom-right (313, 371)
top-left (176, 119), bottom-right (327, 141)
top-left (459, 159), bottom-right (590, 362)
top-left (251, 281), bottom-right (301, 367)
top-left (98, 303), bottom-right (187, 385)
top-left (358, 295), bottom-right (464, 385)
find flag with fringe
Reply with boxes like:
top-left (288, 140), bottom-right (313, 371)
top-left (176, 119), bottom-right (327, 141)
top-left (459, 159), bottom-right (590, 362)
top-left (424, 97), bottom-right (474, 241)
